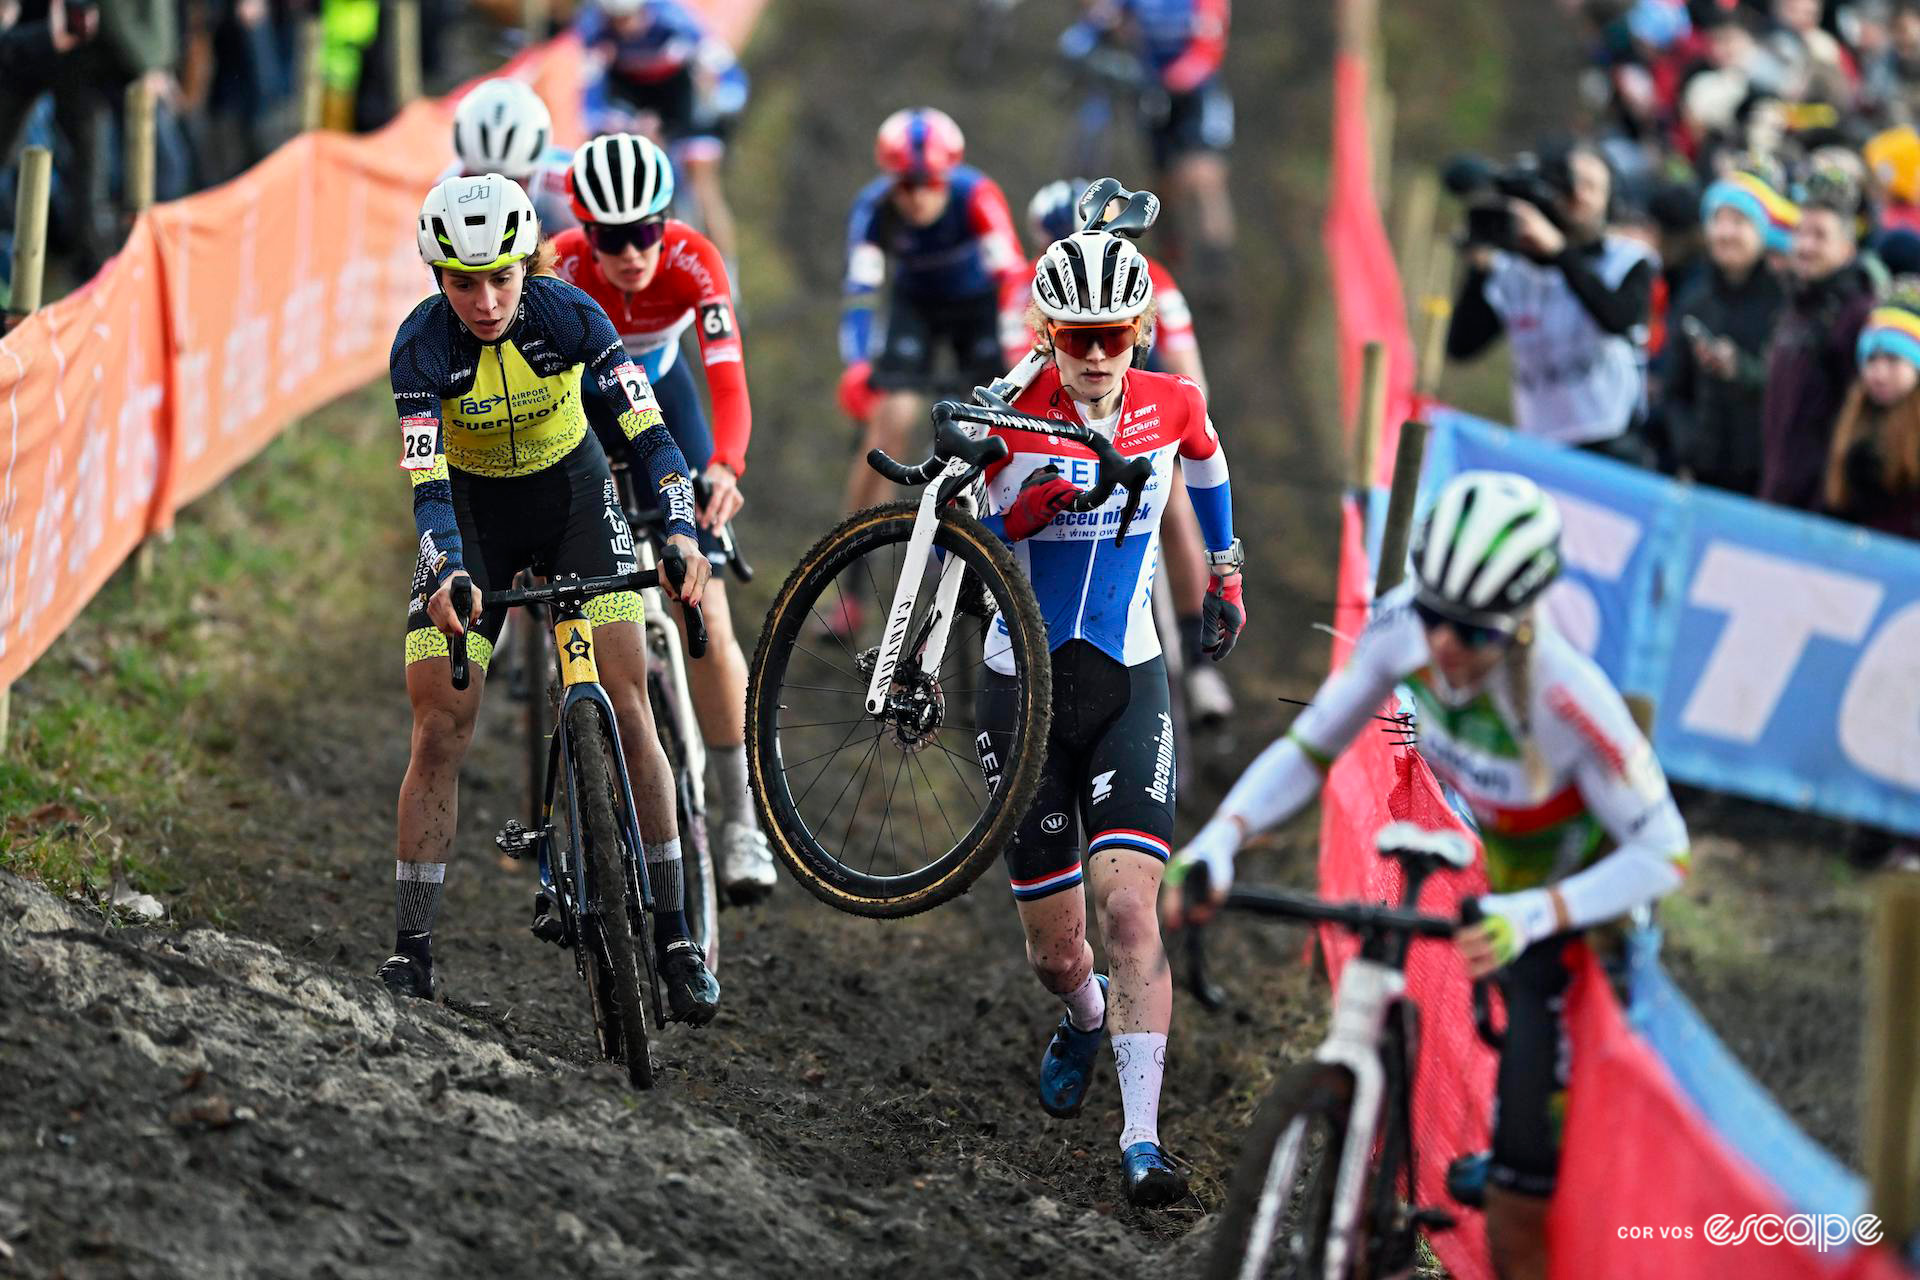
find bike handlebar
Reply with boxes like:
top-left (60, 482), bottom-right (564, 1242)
top-left (442, 550), bottom-right (709, 691)
top-left (867, 393), bottom-right (1153, 546)
top-left (1223, 885), bottom-right (1462, 940)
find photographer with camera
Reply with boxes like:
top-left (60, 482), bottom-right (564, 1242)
top-left (1446, 140), bottom-right (1660, 467)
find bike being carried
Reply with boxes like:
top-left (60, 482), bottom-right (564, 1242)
top-left (749, 179), bottom-right (1247, 1207)
top-left (552, 131), bottom-right (776, 904)
top-left (1166, 471), bottom-right (1692, 1279)
top-left (380, 173), bottom-right (719, 1031)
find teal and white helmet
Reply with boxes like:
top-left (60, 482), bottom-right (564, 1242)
top-left (417, 174), bottom-right (540, 272)
top-left (1410, 471), bottom-right (1562, 624)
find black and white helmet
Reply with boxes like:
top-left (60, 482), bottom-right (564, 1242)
top-left (417, 174), bottom-right (540, 272)
top-left (1411, 471), bottom-right (1563, 623)
top-left (452, 79), bottom-right (552, 182)
top-left (568, 133), bottom-right (675, 225)
top-left (1031, 230), bottom-right (1153, 323)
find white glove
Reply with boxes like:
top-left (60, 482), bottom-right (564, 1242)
top-left (1475, 889), bottom-right (1559, 967)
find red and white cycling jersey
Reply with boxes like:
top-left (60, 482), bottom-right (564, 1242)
top-left (981, 365), bottom-right (1229, 672)
top-left (551, 220), bottom-right (751, 473)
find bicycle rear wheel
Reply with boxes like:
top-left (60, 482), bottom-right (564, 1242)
top-left (567, 699), bottom-right (656, 1090)
top-left (1208, 1064), bottom-right (1354, 1280)
top-left (746, 501), bottom-right (1050, 918)
top-left (649, 669), bottom-right (718, 971)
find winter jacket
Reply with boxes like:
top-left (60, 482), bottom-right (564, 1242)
top-left (1663, 262), bottom-right (1786, 495)
top-left (1760, 262), bottom-right (1877, 510)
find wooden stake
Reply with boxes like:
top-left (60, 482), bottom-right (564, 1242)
top-left (389, 0), bottom-right (423, 108)
top-left (1371, 86), bottom-right (1395, 211)
top-left (1624, 694), bottom-right (1657, 740)
top-left (6, 145), bottom-right (51, 321)
top-left (1352, 340), bottom-right (1387, 494)
top-left (1866, 871), bottom-right (1920, 1249)
top-left (296, 15), bottom-right (325, 132)
top-left (1395, 170), bottom-right (1439, 315)
top-left (1374, 420), bottom-right (1429, 597)
top-left (0, 147), bottom-right (49, 749)
top-left (522, 0), bottom-right (551, 46)
top-left (1416, 232), bottom-right (1457, 401)
top-left (124, 79), bottom-right (155, 219)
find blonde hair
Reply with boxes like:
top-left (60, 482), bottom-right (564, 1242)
top-left (1826, 380), bottom-right (1920, 510)
top-left (1025, 297), bottom-right (1159, 358)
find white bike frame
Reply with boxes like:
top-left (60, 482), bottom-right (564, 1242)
top-left (859, 350), bottom-right (1048, 718)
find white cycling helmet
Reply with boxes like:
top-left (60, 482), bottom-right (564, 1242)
top-left (596, 0), bottom-right (647, 15)
top-left (569, 133), bottom-right (675, 225)
top-left (1410, 471), bottom-right (1563, 625)
top-left (1032, 230), bottom-right (1153, 323)
top-left (452, 79), bottom-right (552, 182)
top-left (417, 174), bottom-right (541, 272)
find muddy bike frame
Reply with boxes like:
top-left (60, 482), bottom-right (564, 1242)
top-left (1206, 823), bottom-right (1477, 1280)
top-left (456, 564), bottom-right (708, 1024)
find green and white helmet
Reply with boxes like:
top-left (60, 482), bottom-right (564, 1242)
top-left (1410, 470), bottom-right (1562, 624)
top-left (417, 173), bottom-right (540, 272)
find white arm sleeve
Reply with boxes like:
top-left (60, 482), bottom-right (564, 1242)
top-left (1532, 652), bottom-right (1691, 931)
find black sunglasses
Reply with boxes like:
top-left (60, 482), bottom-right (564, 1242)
top-left (1413, 600), bottom-right (1514, 651)
top-left (587, 217), bottom-right (667, 254)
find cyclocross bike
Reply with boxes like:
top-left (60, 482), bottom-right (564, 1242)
top-left (465, 559), bottom-right (707, 1090)
top-left (512, 472), bottom-right (748, 972)
top-left (744, 180), bottom-right (1163, 919)
top-left (1197, 822), bottom-right (1486, 1280)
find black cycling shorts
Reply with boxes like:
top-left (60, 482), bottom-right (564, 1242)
top-left (603, 66), bottom-right (729, 151)
top-left (588, 357), bottom-right (724, 558)
top-left (974, 640), bottom-right (1175, 901)
top-left (1488, 933), bottom-right (1578, 1198)
top-left (869, 289), bottom-right (1005, 395)
top-left (1147, 75), bottom-right (1235, 170)
top-left (403, 434), bottom-right (642, 671)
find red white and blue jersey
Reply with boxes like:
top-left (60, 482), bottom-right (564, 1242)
top-left (578, 0), bottom-right (749, 131)
top-left (1065, 0), bottom-right (1229, 93)
top-left (840, 165), bottom-right (1026, 363)
top-left (981, 366), bottom-right (1232, 672)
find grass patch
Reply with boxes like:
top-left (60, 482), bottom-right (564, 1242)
top-left (1, 387), bottom-right (404, 914)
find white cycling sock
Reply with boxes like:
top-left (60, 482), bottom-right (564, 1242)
top-left (1061, 971), bottom-right (1106, 1032)
top-left (1112, 1032), bottom-right (1167, 1151)
top-left (712, 744), bottom-right (751, 828)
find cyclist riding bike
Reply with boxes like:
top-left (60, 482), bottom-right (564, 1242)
top-left (381, 173), bottom-right (720, 1025)
top-left (1017, 177), bottom-right (1234, 726)
top-left (1164, 471), bottom-right (1690, 1280)
top-left (441, 77), bottom-right (578, 236)
top-left (833, 106), bottom-right (1028, 634)
top-left (974, 228), bottom-right (1245, 1208)
top-left (579, 0), bottom-right (747, 270)
top-left (1060, 0), bottom-right (1235, 269)
top-left (550, 132), bottom-right (776, 903)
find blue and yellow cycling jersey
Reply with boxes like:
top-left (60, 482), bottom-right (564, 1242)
top-left (388, 273), bottom-right (697, 586)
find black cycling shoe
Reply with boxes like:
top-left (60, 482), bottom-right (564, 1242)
top-left (530, 889), bottom-right (571, 946)
top-left (376, 953), bottom-right (434, 1001)
top-left (1121, 1141), bottom-right (1188, 1209)
top-left (658, 938), bottom-right (720, 1026)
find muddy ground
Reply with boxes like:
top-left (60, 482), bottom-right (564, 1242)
top-left (0, 1), bottom-right (1880, 1276)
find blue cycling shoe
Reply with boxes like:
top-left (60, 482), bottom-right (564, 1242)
top-left (1121, 1141), bottom-right (1188, 1208)
top-left (1038, 974), bottom-right (1108, 1118)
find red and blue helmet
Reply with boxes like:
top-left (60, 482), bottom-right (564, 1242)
top-left (875, 107), bottom-right (965, 184)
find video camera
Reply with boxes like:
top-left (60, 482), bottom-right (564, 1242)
top-left (1442, 152), bottom-right (1566, 253)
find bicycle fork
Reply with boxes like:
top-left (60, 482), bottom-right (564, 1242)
top-left (1314, 958), bottom-right (1406, 1279)
top-left (864, 458), bottom-right (975, 716)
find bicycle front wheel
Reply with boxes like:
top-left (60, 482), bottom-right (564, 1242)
top-left (1207, 1064), bottom-right (1355, 1280)
top-left (746, 502), bottom-right (1050, 918)
top-left (567, 699), bottom-right (656, 1090)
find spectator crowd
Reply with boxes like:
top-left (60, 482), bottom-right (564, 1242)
top-left (1444, 0), bottom-right (1920, 541)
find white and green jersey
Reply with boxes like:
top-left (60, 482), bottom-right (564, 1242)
top-left (1191, 584), bottom-right (1689, 924)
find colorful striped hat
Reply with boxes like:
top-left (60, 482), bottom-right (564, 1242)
top-left (1701, 171), bottom-right (1800, 253)
top-left (1857, 304), bottom-right (1920, 371)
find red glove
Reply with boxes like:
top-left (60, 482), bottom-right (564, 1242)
top-left (838, 360), bottom-right (880, 424)
top-left (1201, 572), bottom-right (1245, 661)
top-left (1002, 465), bottom-right (1082, 540)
